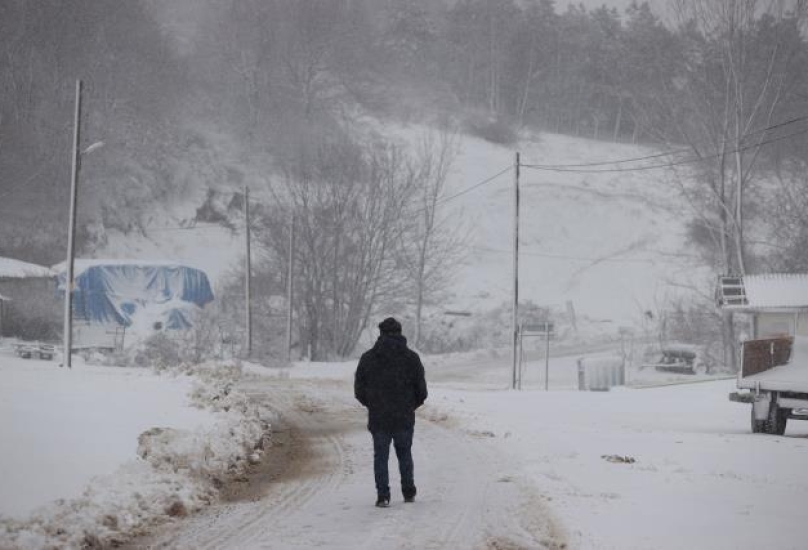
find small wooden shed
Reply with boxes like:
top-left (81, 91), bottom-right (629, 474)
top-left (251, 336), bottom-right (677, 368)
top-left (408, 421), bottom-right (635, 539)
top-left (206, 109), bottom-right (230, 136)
top-left (0, 256), bottom-right (57, 338)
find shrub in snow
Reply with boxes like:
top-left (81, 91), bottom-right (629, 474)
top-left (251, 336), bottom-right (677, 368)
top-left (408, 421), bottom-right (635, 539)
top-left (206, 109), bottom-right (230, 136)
top-left (0, 359), bottom-right (273, 550)
top-left (461, 112), bottom-right (517, 145)
top-left (646, 296), bottom-right (726, 372)
top-left (0, 278), bottom-right (61, 341)
top-left (133, 332), bottom-right (184, 368)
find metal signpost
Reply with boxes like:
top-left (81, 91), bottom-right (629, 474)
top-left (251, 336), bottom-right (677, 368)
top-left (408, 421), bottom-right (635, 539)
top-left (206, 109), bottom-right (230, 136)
top-left (518, 321), bottom-right (555, 390)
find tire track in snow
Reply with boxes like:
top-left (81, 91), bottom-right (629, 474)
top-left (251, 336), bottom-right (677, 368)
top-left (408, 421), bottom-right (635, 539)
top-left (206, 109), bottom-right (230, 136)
top-left (138, 381), bottom-right (349, 549)
top-left (129, 377), bottom-right (564, 549)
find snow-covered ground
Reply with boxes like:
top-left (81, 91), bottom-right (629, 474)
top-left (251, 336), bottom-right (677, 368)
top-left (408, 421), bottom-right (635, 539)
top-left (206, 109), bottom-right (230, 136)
top-left (0, 351), bottom-right (215, 519)
top-left (274, 355), bottom-right (808, 549)
top-left (433, 380), bottom-right (808, 549)
top-left (3, 342), bottom-right (807, 548)
top-left (0, 344), bottom-right (271, 549)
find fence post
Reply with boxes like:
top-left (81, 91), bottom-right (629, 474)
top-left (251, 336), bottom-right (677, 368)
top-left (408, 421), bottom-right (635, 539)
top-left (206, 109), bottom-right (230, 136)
top-left (577, 358), bottom-right (586, 391)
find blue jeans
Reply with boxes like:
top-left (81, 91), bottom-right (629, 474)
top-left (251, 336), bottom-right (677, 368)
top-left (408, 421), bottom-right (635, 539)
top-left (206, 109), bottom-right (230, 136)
top-left (372, 428), bottom-right (415, 498)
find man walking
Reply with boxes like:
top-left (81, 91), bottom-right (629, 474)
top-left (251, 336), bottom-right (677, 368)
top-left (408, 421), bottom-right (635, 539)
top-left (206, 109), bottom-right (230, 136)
top-left (354, 317), bottom-right (428, 508)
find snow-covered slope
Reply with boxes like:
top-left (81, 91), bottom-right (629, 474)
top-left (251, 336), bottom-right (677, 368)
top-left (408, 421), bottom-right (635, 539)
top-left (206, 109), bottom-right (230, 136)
top-left (89, 127), bottom-right (706, 333)
top-left (403, 128), bottom-right (706, 327)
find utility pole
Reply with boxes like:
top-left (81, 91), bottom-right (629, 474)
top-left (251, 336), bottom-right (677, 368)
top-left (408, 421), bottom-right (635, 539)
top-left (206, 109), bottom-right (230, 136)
top-left (511, 151), bottom-right (520, 389)
top-left (544, 321), bottom-right (551, 391)
top-left (63, 80), bottom-right (82, 369)
top-left (244, 186), bottom-right (252, 356)
top-left (286, 212), bottom-right (295, 362)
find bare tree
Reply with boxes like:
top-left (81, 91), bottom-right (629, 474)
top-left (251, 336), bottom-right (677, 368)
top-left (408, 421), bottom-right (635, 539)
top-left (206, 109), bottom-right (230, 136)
top-left (762, 167), bottom-right (808, 271)
top-left (396, 130), bottom-right (466, 349)
top-left (656, 0), bottom-right (808, 370)
top-left (674, 1), bottom-right (805, 270)
top-left (261, 136), bottom-right (417, 359)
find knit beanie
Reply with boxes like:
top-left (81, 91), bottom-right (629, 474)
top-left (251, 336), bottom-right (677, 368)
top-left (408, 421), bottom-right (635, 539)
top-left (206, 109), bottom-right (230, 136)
top-left (378, 317), bottom-right (402, 334)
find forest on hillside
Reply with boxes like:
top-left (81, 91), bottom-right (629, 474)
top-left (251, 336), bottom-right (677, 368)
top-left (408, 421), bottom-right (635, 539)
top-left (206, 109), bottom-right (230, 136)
top-left (3, 0), bottom-right (808, 359)
top-left (3, 1), bottom-right (808, 261)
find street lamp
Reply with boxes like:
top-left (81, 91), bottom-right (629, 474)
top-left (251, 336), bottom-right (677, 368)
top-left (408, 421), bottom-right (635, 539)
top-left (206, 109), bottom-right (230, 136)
top-left (62, 79), bottom-right (103, 369)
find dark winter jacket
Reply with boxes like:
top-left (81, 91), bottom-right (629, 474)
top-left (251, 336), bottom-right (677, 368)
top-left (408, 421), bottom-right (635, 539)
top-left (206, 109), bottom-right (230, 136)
top-left (354, 334), bottom-right (428, 432)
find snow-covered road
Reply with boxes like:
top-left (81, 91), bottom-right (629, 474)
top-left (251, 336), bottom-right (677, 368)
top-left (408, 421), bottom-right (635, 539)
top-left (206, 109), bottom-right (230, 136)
top-left (122, 353), bottom-right (808, 550)
top-left (130, 377), bottom-right (565, 549)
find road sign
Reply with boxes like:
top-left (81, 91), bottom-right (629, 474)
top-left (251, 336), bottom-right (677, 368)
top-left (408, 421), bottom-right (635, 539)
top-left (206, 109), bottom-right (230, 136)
top-left (521, 322), bottom-right (554, 335)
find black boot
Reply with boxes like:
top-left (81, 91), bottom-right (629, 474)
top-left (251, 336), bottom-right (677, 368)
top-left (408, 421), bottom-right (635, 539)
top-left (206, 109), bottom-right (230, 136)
top-left (403, 486), bottom-right (416, 503)
top-left (375, 495), bottom-right (390, 508)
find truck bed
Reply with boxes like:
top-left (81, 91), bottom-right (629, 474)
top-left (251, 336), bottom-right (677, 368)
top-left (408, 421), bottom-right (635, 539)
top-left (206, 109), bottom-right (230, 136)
top-left (737, 362), bottom-right (808, 393)
top-left (738, 335), bottom-right (808, 393)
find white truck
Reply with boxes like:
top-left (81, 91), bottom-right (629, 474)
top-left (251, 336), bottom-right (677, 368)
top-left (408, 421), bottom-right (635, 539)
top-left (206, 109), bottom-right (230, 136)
top-left (718, 274), bottom-right (808, 435)
top-left (730, 336), bottom-right (808, 434)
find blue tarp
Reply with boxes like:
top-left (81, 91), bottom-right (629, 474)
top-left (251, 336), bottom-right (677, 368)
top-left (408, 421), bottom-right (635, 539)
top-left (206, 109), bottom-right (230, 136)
top-left (56, 262), bottom-right (214, 328)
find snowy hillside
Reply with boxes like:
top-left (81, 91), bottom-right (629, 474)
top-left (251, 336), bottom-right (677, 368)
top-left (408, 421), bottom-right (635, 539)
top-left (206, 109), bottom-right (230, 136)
top-left (441, 131), bottom-right (704, 326)
top-left (91, 128), bottom-right (706, 338)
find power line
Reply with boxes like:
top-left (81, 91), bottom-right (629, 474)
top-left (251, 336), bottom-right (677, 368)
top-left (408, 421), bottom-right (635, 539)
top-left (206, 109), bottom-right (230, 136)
top-left (523, 125), bottom-right (808, 173)
top-left (472, 245), bottom-right (655, 263)
top-left (522, 147), bottom-right (690, 170)
top-left (520, 114), bottom-right (808, 170)
top-left (743, 113), bottom-right (808, 138)
top-left (436, 166), bottom-right (512, 205)
top-left (521, 116), bottom-right (808, 173)
top-left (243, 166), bottom-right (513, 217)
top-left (471, 245), bottom-right (700, 264)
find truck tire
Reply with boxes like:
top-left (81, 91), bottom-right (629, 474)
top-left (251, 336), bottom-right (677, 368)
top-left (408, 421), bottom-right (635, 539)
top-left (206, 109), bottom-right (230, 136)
top-left (751, 406), bottom-right (766, 433)
top-left (765, 400), bottom-right (788, 435)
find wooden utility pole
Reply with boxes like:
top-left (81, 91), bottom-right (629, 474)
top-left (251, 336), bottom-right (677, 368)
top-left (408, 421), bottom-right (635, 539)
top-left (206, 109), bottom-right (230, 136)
top-left (544, 321), bottom-right (551, 391)
top-left (286, 212), bottom-right (295, 361)
top-left (244, 186), bottom-right (252, 356)
top-left (511, 151), bottom-right (520, 389)
top-left (63, 80), bottom-right (82, 369)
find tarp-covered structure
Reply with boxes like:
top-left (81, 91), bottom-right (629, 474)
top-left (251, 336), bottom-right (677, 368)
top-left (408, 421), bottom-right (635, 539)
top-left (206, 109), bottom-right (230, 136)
top-left (55, 260), bottom-right (214, 330)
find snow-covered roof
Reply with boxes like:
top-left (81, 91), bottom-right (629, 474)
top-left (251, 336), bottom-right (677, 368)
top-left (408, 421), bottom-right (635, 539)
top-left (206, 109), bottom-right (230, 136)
top-left (51, 258), bottom-right (204, 278)
top-left (719, 273), bottom-right (808, 310)
top-left (0, 257), bottom-right (54, 279)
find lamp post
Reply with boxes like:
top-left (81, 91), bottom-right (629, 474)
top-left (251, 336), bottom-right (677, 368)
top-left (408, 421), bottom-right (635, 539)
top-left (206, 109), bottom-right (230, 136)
top-left (62, 79), bottom-right (103, 369)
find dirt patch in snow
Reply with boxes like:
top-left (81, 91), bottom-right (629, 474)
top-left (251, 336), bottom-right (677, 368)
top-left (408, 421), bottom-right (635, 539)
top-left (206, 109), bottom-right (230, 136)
top-left (220, 416), bottom-right (310, 503)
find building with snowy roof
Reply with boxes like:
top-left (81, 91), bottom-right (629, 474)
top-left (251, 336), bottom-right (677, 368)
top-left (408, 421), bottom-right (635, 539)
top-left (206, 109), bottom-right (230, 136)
top-left (0, 256), bottom-right (59, 339)
top-left (717, 274), bottom-right (808, 339)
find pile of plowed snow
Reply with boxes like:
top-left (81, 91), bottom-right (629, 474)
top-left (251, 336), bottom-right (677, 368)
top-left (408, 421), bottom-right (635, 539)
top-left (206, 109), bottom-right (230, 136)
top-left (0, 360), bottom-right (273, 549)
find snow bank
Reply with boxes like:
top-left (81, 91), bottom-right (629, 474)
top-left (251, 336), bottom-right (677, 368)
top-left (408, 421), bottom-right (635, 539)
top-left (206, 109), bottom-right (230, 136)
top-left (0, 360), bottom-right (273, 550)
top-left (429, 380), bottom-right (808, 549)
top-left (0, 257), bottom-right (53, 278)
top-left (0, 352), bottom-right (215, 518)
